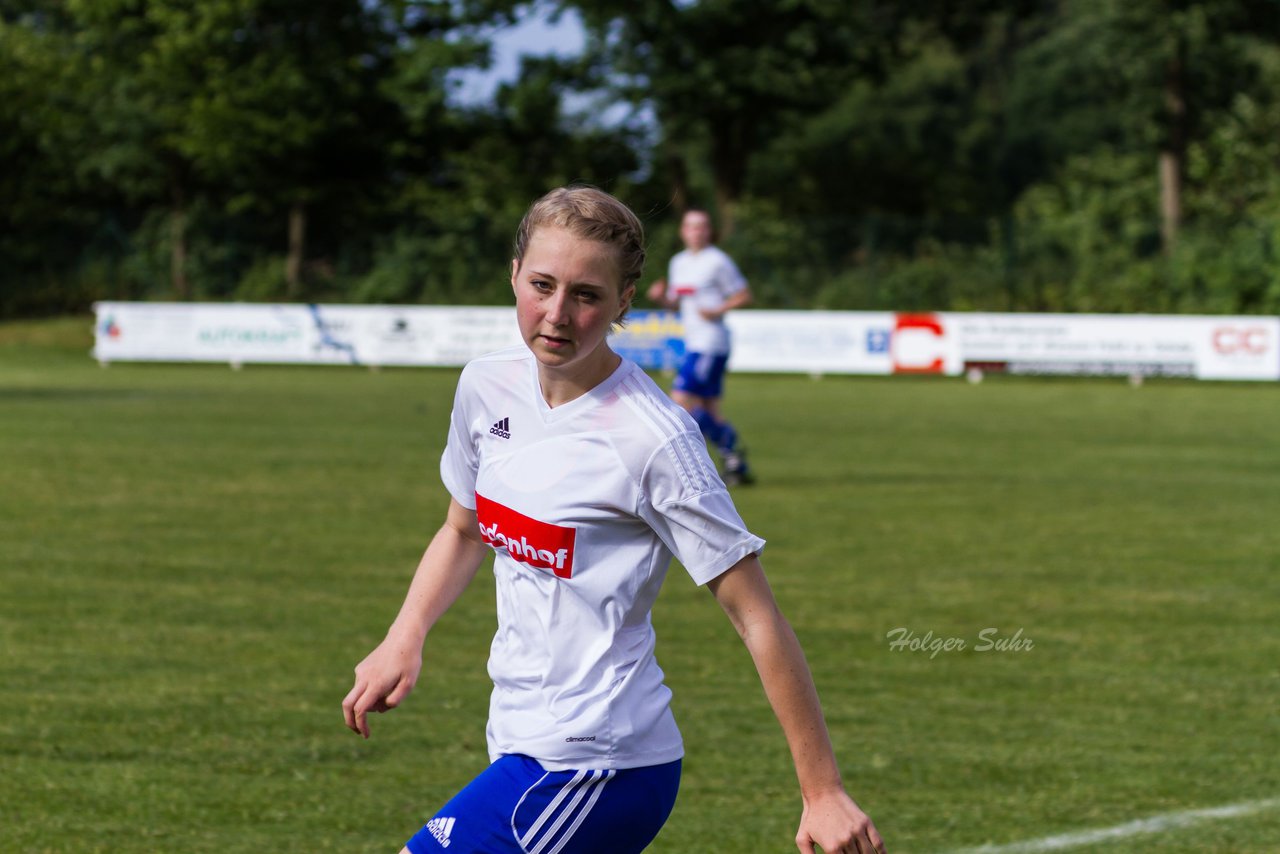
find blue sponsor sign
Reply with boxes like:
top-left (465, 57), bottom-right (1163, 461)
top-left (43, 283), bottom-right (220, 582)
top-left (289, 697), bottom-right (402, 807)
top-left (612, 310), bottom-right (685, 370)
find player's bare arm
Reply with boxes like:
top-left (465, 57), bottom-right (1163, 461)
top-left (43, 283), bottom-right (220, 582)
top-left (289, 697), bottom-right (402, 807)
top-left (645, 277), bottom-right (673, 308)
top-left (699, 285), bottom-right (754, 321)
top-left (708, 556), bottom-right (886, 854)
top-left (342, 498), bottom-right (488, 739)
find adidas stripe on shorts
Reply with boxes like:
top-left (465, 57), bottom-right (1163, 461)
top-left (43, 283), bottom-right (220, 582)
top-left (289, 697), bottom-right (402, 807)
top-left (406, 754), bottom-right (681, 854)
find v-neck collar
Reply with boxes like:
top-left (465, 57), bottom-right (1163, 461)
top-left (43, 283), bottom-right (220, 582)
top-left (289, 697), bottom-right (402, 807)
top-left (528, 355), bottom-right (631, 423)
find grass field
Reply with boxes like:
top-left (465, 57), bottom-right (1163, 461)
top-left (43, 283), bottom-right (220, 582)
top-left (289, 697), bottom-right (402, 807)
top-left (2, 316), bottom-right (1278, 853)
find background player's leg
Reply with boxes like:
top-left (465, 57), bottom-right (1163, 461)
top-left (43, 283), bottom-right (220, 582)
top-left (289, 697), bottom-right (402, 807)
top-left (672, 355), bottom-right (752, 484)
top-left (677, 395), bottom-right (751, 485)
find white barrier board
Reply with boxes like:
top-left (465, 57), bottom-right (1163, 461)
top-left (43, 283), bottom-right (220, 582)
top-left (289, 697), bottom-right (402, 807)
top-left (94, 303), bottom-right (522, 367)
top-left (93, 302), bottom-right (1278, 381)
top-left (727, 310), bottom-right (895, 374)
top-left (952, 313), bottom-right (1280, 381)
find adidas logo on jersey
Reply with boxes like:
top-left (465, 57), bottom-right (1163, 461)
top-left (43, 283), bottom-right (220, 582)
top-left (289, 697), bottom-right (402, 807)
top-left (424, 816), bottom-right (455, 848)
top-left (489, 417), bottom-right (511, 439)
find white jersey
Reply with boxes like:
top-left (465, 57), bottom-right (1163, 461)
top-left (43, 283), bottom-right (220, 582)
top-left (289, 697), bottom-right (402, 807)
top-left (440, 347), bottom-right (765, 771)
top-left (667, 245), bottom-right (747, 355)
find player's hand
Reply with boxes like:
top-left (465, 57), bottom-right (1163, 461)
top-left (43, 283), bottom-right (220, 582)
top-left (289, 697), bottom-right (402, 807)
top-left (795, 788), bottom-right (886, 854)
top-left (646, 279), bottom-right (667, 304)
top-left (341, 630), bottom-right (423, 739)
top-left (698, 307), bottom-right (723, 321)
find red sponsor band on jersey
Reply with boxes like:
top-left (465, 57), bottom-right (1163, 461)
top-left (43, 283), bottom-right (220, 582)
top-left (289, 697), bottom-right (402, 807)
top-left (475, 493), bottom-right (576, 578)
top-left (674, 284), bottom-right (697, 297)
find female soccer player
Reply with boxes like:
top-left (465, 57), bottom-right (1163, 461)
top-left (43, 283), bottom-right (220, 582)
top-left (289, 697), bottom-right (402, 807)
top-left (646, 208), bottom-right (754, 484)
top-left (342, 186), bottom-right (886, 854)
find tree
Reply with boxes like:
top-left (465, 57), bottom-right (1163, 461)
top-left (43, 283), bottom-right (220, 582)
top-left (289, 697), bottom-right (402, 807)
top-left (563, 0), bottom-right (891, 234)
top-left (358, 48), bottom-right (646, 305)
top-left (66, 0), bottom-right (210, 298)
top-left (166, 1), bottom-right (386, 293)
top-left (1014, 0), bottom-right (1275, 254)
top-left (0, 16), bottom-right (79, 284)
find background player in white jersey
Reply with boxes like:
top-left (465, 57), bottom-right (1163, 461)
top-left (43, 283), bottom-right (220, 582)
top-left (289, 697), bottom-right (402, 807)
top-left (646, 208), bottom-right (754, 484)
top-left (342, 186), bottom-right (886, 854)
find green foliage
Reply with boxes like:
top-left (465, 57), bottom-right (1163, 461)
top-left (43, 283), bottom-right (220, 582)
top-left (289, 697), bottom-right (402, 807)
top-left (1008, 148), bottom-right (1160, 312)
top-left (354, 230), bottom-right (511, 305)
top-left (0, 17), bottom-right (98, 314)
top-left (567, 0), bottom-right (882, 230)
top-left (233, 255), bottom-right (292, 302)
top-left (1168, 221), bottom-right (1280, 313)
top-left (4, 1), bottom-right (1280, 317)
top-left (810, 238), bottom-right (1010, 313)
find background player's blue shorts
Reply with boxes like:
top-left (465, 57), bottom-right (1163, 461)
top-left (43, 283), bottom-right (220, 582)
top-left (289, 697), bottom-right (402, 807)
top-left (406, 754), bottom-right (681, 854)
top-left (672, 352), bottom-right (730, 399)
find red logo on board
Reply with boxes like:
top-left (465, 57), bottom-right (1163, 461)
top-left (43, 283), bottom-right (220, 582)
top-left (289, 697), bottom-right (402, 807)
top-left (475, 493), bottom-right (576, 578)
top-left (892, 313), bottom-right (947, 374)
top-left (1212, 326), bottom-right (1268, 355)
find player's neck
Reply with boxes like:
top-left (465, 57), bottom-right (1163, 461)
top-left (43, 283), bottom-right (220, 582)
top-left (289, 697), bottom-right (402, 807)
top-left (536, 348), bottom-right (622, 408)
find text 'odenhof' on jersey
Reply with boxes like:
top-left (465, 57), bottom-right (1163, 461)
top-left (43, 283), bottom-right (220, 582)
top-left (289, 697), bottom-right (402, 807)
top-left (476, 492), bottom-right (577, 578)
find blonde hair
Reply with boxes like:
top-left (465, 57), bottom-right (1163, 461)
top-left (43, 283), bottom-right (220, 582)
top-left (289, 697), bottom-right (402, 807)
top-left (514, 185), bottom-right (645, 325)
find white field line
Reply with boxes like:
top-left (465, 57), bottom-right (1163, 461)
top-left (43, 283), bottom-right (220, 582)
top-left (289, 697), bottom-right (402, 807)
top-left (945, 797), bottom-right (1280, 853)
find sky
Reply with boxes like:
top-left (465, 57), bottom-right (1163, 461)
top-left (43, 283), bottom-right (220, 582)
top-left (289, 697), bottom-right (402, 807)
top-left (450, 7), bottom-right (587, 104)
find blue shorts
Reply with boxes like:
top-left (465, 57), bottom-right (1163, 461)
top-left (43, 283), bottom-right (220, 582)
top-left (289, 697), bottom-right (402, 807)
top-left (672, 352), bottom-right (730, 399)
top-left (406, 754), bottom-right (681, 854)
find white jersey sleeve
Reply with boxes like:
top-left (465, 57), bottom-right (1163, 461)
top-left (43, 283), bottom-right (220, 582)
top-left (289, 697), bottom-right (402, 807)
top-left (637, 430), bottom-right (766, 586)
top-left (440, 365), bottom-right (480, 510)
top-left (712, 250), bottom-right (747, 298)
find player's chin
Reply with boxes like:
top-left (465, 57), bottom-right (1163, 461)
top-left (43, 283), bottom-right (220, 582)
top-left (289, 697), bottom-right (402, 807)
top-left (531, 336), bottom-right (576, 359)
